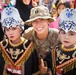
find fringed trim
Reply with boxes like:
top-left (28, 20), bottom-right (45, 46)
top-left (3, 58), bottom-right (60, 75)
top-left (56, 57), bottom-right (76, 74)
top-left (0, 41), bottom-right (34, 68)
top-left (63, 59), bottom-right (76, 73)
top-left (52, 46), bottom-right (76, 75)
top-left (51, 47), bottom-right (56, 75)
top-left (56, 57), bottom-right (76, 69)
top-left (3, 64), bottom-right (7, 75)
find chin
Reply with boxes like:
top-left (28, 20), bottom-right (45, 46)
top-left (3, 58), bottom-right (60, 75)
top-left (64, 45), bottom-right (73, 48)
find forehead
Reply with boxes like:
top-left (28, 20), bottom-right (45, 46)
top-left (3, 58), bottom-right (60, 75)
top-left (60, 29), bottom-right (76, 33)
top-left (58, 4), bottom-right (66, 8)
top-left (33, 18), bottom-right (47, 21)
top-left (5, 0), bottom-right (10, 2)
top-left (4, 26), bottom-right (20, 29)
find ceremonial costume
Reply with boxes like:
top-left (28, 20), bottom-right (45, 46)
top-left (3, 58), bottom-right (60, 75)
top-left (0, 37), bottom-right (38, 75)
top-left (1, 7), bottom-right (39, 75)
top-left (52, 44), bottom-right (76, 75)
top-left (52, 8), bottom-right (76, 75)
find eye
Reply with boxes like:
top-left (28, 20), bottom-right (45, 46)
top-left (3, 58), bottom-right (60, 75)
top-left (61, 30), bottom-right (66, 34)
top-left (68, 31), bottom-right (76, 36)
top-left (69, 32), bottom-right (75, 36)
top-left (11, 27), bottom-right (17, 30)
top-left (32, 21), bottom-right (36, 24)
top-left (5, 28), bottom-right (9, 31)
top-left (41, 19), bottom-right (44, 22)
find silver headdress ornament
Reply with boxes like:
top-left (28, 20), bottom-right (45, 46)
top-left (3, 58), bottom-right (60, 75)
top-left (59, 8), bottom-right (76, 33)
top-left (1, 7), bottom-right (24, 31)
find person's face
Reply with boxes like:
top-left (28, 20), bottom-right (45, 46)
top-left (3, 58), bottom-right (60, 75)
top-left (44, 0), bottom-right (49, 4)
top-left (23, 0), bottom-right (31, 5)
top-left (32, 18), bottom-right (49, 34)
top-left (59, 30), bottom-right (76, 48)
top-left (5, 0), bottom-right (10, 5)
top-left (70, 0), bottom-right (74, 8)
top-left (5, 26), bottom-right (22, 43)
top-left (57, 4), bottom-right (66, 15)
top-left (0, 0), bottom-right (3, 2)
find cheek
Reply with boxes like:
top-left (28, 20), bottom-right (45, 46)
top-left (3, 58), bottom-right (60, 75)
top-left (59, 34), bottom-right (64, 40)
top-left (70, 37), bottom-right (76, 42)
top-left (32, 24), bottom-right (36, 27)
top-left (57, 10), bottom-right (60, 15)
top-left (6, 33), bottom-right (10, 38)
top-left (5, 32), bottom-right (9, 36)
top-left (25, 0), bottom-right (30, 3)
top-left (43, 22), bottom-right (49, 27)
top-left (17, 30), bottom-right (21, 34)
top-left (13, 30), bottom-right (21, 35)
top-left (32, 25), bottom-right (36, 30)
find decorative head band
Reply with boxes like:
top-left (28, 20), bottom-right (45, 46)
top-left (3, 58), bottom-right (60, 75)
top-left (59, 8), bottom-right (76, 33)
top-left (1, 7), bottom-right (24, 31)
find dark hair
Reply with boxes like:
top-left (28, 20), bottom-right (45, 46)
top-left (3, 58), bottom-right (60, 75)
top-left (57, 2), bottom-right (70, 10)
top-left (0, 12), bottom-right (1, 20)
top-left (55, 0), bottom-right (60, 7)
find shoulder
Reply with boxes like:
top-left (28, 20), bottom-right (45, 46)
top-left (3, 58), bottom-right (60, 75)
top-left (22, 37), bottom-right (35, 49)
top-left (23, 39), bottom-right (32, 47)
top-left (48, 28), bottom-right (59, 37)
top-left (49, 28), bottom-right (59, 33)
top-left (0, 39), bottom-right (8, 47)
top-left (22, 27), bottom-right (33, 40)
top-left (48, 28), bottom-right (59, 47)
top-left (52, 44), bottom-right (61, 51)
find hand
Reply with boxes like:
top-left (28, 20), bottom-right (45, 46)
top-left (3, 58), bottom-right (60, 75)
top-left (49, 71), bottom-right (52, 75)
top-left (39, 59), bottom-right (48, 74)
top-left (32, 1), bottom-right (37, 7)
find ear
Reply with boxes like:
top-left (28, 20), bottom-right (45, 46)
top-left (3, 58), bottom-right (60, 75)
top-left (47, 20), bottom-right (51, 25)
top-left (58, 31), bottom-right (60, 37)
top-left (4, 32), bottom-right (7, 36)
top-left (4, 33), bottom-right (7, 39)
top-left (20, 29), bottom-right (23, 34)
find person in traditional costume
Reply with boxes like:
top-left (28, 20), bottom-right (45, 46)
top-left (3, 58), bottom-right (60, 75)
top-left (49, 0), bottom-right (70, 29)
top-left (0, 6), bottom-right (39, 75)
top-left (52, 8), bottom-right (76, 75)
top-left (23, 5), bottom-right (59, 75)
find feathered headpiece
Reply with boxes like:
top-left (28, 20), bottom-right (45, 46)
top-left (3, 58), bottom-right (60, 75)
top-left (1, 7), bottom-right (24, 30)
top-left (59, 8), bottom-right (76, 33)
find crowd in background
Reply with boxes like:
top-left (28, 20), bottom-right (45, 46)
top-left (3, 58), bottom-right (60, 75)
top-left (0, 0), bottom-right (76, 31)
top-left (0, 0), bottom-right (75, 33)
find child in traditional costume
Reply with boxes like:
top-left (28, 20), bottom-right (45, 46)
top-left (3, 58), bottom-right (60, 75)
top-left (0, 7), bottom-right (39, 75)
top-left (52, 8), bottom-right (76, 75)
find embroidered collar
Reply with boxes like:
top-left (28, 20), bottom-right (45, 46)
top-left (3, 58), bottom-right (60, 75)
top-left (9, 37), bottom-right (24, 47)
top-left (61, 44), bottom-right (76, 52)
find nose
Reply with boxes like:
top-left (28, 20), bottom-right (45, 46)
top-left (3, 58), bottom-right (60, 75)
top-left (65, 34), bottom-right (69, 39)
top-left (36, 22), bottom-right (40, 25)
top-left (9, 30), bottom-right (13, 35)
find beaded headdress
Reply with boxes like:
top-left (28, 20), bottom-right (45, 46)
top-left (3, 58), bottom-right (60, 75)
top-left (59, 8), bottom-right (76, 33)
top-left (1, 7), bottom-right (24, 30)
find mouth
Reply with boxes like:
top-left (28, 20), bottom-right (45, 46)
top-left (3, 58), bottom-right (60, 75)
top-left (36, 27), bottom-right (44, 31)
top-left (10, 36), bottom-right (14, 38)
top-left (64, 41), bottom-right (69, 43)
